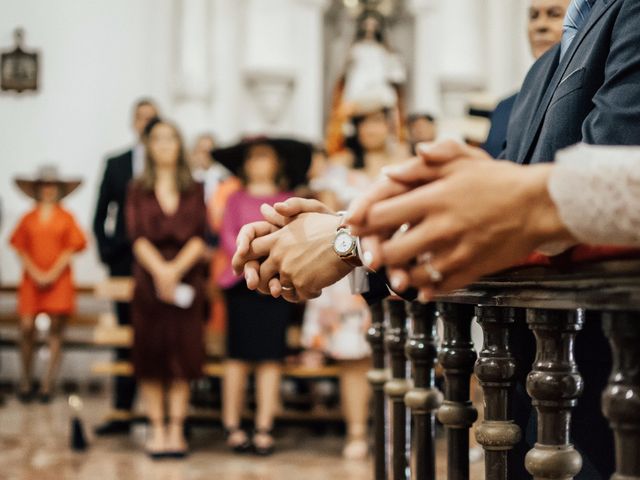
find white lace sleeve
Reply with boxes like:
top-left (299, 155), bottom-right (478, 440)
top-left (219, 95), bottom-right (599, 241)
top-left (548, 143), bottom-right (640, 247)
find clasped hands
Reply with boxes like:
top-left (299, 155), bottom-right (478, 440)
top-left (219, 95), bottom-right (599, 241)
top-left (232, 140), bottom-right (562, 303)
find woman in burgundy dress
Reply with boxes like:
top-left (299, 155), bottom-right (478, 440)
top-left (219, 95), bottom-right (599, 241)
top-left (126, 118), bottom-right (207, 458)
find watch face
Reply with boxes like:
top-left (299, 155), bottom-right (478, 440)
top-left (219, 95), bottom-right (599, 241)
top-left (335, 231), bottom-right (354, 255)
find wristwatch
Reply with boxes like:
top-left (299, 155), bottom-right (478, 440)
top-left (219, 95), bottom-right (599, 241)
top-left (333, 217), bottom-right (361, 267)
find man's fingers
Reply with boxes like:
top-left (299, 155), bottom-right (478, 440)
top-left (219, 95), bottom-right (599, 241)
top-left (234, 221), bottom-right (279, 274)
top-left (260, 203), bottom-right (286, 227)
top-left (269, 277), bottom-right (283, 298)
top-left (346, 177), bottom-right (410, 227)
top-left (249, 231), bottom-right (280, 260)
top-left (274, 198), bottom-right (333, 218)
top-left (257, 257), bottom-right (280, 295)
top-left (244, 261), bottom-right (261, 290)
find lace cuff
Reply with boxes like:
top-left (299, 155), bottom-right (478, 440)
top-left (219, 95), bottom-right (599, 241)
top-left (547, 143), bottom-right (640, 248)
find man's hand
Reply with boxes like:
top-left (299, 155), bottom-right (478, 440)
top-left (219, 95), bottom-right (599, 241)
top-left (246, 212), bottom-right (352, 302)
top-left (231, 198), bottom-right (335, 299)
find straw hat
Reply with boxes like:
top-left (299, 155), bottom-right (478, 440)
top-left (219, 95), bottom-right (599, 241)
top-left (14, 165), bottom-right (82, 200)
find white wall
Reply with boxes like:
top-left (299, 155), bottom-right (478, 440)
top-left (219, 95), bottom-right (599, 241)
top-left (0, 0), bottom-right (173, 285)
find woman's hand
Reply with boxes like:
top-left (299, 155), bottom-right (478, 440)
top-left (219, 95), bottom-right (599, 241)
top-left (152, 262), bottom-right (181, 304)
top-left (369, 160), bottom-right (573, 299)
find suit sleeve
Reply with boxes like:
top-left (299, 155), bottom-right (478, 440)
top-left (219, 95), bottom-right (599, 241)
top-left (583, 0), bottom-right (640, 145)
top-left (93, 159), bottom-right (114, 263)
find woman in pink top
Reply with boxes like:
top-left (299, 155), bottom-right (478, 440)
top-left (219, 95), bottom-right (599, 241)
top-left (215, 137), bottom-right (311, 455)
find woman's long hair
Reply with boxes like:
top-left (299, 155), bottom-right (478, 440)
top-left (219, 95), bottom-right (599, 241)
top-left (138, 118), bottom-right (194, 193)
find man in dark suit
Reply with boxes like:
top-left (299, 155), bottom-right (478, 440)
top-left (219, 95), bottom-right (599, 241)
top-left (483, 0), bottom-right (570, 158)
top-left (93, 98), bottom-right (158, 435)
top-left (498, 1), bottom-right (640, 477)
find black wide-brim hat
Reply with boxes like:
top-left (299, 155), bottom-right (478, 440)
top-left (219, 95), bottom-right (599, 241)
top-left (212, 137), bottom-right (313, 189)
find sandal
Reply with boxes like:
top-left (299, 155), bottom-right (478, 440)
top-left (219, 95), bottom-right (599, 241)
top-left (224, 426), bottom-right (252, 453)
top-left (252, 428), bottom-right (275, 456)
top-left (343, 436), bottom-right (369, 460)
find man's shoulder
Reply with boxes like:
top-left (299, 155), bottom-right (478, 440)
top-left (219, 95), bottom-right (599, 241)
top-left (105, 148), bottom-right (133, 167)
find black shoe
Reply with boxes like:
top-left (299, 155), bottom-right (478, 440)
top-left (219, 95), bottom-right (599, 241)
top-left (94, 419), bottom-right (132, 436)
top-left (146, 450), bottom-right (168, 461)
top-left (17, 387), bottom-right (35, 404)
top-left (38, 392), bottom-right (52, 404)
top-left (164, 450), bottom-right (189, 459)
top-left (252, 428), bottom-right (275, 456)
top-left (224, 427), bottom-right (252, 454)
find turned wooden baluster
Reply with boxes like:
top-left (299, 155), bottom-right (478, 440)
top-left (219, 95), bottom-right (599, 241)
top-left (367, 301), bottom-right (388, 480)
top-left (525, 309), bottom-right (583, 480)
top-left (437, 303), bottom-right (478, 480)
top-left (601, 312), bottom-right (640, 480)
top-left (385, 299), bottom-right (410, 480)
top-left (405, 301), bottom-right (442, 480)
top-left (474, 306), bottom-right (521, 480)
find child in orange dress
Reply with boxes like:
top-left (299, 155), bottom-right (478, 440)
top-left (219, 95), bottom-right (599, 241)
top-left (10, 166), bottom-right (86, 403)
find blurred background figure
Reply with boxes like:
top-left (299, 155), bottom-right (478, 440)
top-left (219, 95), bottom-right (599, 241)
top-left (326, 9), bottom-right (406, 156)
top-left (215, 138), bottom-right (312, 456)
top-left (406, 112), bottom-right (437, 154)
top-left (483, 0), bottom-right (570, 157)
top-left (10, 166), bottom-right (86, 404)
top-left (126, 118), bottom-right (207, 459)
top-left (189, 133), bottom-right (232, 204)
top-left (306, 93), bottom-right (408, 460)
top-left (93, 98), bottom-right (159, 436)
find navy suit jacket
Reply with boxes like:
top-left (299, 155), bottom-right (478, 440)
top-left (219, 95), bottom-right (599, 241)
top-left (483, 93), bottom-right (518, 159)
top-left (503, 0), bottom-right (640, 164)
top-left (93, 149), bottom-right (134, 275)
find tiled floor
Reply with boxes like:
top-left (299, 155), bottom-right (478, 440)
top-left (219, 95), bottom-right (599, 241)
top-left (0, 395), bottom-right (484, 480)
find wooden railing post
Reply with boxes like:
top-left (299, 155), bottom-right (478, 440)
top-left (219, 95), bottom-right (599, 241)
top-left (385, 299), bottom-right (410, 480)
top-left (367, 301), bottom-right (388, 480)
top-left (437, 303), bottom-right (478, 480)
top-left (474, 306), bottom-right (521, 480)
top-left (525, 309), bottom-right (583, 480)
top-left (405, 301), bottom-right (442, 480)
top-left (601, 312), bottom-right (640, 480)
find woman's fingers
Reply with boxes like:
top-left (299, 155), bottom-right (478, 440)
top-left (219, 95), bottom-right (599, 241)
top-left (382, 156), bottom-right (443, 185)
top-left (387, 266), bottom-right (410, 293)
top-left (274, 198), bottom-right (333, 218)
top-left (380, 217), bottom-right (455, 267)
top-left (417, 140), bottom-right (491, 166)
top-left (353, 185), bottom-right (434, 236)
top-left (359, 235), bottom-right (384, 271)
top-left (345, 177), bottom-right (410, 227)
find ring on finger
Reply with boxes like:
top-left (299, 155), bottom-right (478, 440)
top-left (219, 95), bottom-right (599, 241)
top-left (418, 252), bottom-right (443, 283)
top-left (281, 285), bottom-right (295, 292)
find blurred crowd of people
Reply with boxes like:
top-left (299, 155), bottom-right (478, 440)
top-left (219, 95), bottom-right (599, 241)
top-left (7, 10), bottom-right (439, 460)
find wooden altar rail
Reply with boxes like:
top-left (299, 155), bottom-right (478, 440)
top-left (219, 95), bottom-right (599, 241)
top-left (367, 260), bottom-right (640, 480)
